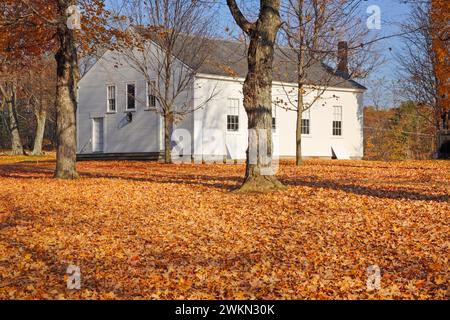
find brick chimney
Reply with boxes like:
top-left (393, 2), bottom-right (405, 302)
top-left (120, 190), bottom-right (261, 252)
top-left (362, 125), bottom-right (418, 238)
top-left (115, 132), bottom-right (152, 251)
top-left (337, 41), bottom-right (349, 78)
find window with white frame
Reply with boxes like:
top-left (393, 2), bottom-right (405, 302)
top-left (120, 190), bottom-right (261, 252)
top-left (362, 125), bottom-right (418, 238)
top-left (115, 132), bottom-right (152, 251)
top-left (227, 99), bottom-right (239, 131)
top-left (272, 106), bottom-right (277, 131)
top-left (301, 108), bottom-right (311, 135)
top-left (332, 106), bottom-right (342, 136)
top-left (126, 83), bottom-right (136, 110)
top-left (147, 81), bottom-right (157, 109)
top-left (107, 85), bottom-right (116, 112)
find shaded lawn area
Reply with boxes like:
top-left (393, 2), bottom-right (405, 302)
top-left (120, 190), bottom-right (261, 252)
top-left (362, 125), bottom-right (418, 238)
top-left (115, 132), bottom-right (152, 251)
top-left (0, 156), bottom-right (448, 299)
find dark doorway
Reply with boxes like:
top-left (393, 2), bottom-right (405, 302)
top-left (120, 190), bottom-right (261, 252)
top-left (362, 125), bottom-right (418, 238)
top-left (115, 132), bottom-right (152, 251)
top-left (439, 140), bottom-right (450, 159)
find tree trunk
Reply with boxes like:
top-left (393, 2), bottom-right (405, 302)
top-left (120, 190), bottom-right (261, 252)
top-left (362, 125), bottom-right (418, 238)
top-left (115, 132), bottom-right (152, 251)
top-left (434, 117), bottom-right (441, 158)
top-left (162, 44), bottom-right (173, 164)
top-left (296, 90), bottom-right (303, 166)
top-left (6, 83), bottom-right (24, 155)
top-left (295, 0), bottom-right (305, 166)
top-left (164, 113), bottom-right (172, 163)
top-left (32, 108), bottom-right (46, 155)
top-left (296, 60), bottom-right (305, 166)
top-left (227, 0), bottom-right (285, 192)
top-left (54, 0), bottom-right (79, 179)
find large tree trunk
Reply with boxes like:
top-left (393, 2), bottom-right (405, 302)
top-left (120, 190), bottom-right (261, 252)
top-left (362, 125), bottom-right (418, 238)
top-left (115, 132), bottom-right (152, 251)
top-left (5, 83), bottom-right (24, 155)
top-left (32, 107), bottom-right (46, 155)
top-left (54, 0), bottom-right (79, 179)
top-left (227, 0), bottom-right (285, 192)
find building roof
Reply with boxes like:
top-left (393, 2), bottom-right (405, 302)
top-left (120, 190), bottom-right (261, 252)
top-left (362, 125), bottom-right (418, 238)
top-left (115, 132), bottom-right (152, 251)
top-left (131, 27), bottom-right (366, 91)
top-left (172, 36), bottom-right (367, 91)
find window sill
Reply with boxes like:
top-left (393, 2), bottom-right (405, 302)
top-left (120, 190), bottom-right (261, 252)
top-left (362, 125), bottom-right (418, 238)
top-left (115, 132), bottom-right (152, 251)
top-left (301, 134), bottom-right (312, 138)
top-left (144, 107), bottom-right (157, 111)
top-left (331, 136), bottom-right (344, 139)
top-left (124, 109), bottom-right (136, 113)
top-left (106, 111), bottom-right (117, 114)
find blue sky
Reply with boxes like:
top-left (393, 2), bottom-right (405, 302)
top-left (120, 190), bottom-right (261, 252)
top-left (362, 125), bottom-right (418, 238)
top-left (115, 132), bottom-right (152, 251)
top-left (213, 0), bottom-right (415, 107)
top-left (106, 0), bottom-right (415, 107)
top-left (360, 1), bottom-right (413, 80)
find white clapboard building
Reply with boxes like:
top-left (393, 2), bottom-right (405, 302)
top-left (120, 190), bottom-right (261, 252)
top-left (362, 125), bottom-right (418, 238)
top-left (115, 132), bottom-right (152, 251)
top-left (77, 36), bottom-right (366, 161)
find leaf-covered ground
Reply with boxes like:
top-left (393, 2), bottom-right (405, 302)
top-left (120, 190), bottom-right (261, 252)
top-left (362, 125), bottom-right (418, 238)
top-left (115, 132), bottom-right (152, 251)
top-left (0, 156), bottom-right (448, 299)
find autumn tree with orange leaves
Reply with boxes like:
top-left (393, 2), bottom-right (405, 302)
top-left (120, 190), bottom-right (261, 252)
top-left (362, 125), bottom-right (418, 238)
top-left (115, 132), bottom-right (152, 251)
top-left (0, 1), bottom-right (53, 155)
top-left (430, 0), bottom-right (449, 130)
top-left (0, 0), bottom-right (121, 177)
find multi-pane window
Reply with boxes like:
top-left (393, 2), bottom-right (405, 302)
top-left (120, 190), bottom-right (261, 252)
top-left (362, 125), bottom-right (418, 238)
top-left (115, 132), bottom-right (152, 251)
top-left (272, 106), bottom-right (277, 131)
top-left (126, 83), bottom-right (136, 110)
top-left (107, 85), bottom-right (116, 112)
top-left (332, 106), bottom-right (342, 136)
top-left (301, 108), bottom-right (310, 135)
top-left (227, 99), bottom-right (239, 131)
top-left (147, 81), bottom-right (157, 109)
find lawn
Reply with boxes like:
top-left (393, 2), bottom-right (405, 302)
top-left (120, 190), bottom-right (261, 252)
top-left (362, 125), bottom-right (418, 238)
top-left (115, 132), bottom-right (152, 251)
top-left (0, 156), bottom-right (448, 299)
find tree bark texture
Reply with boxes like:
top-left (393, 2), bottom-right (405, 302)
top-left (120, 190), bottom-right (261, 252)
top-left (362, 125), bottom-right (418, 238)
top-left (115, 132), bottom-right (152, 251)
top-left (54, 0), bottom-right (79, 179)
top-left (32, 107), bottom-right (47, 155)
top-left (227, 0), bottom-right (286, 192)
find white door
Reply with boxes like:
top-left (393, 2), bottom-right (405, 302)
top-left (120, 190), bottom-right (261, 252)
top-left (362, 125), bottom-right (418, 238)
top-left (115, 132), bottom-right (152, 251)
top-left (92, 118), bottom-right (104, 153)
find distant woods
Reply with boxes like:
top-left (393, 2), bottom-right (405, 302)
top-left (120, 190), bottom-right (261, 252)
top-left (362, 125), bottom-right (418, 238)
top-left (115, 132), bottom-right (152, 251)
top-left (364, 102), bottom-right (436, 161)
top-left (0, 59), bottom-right (57, 154)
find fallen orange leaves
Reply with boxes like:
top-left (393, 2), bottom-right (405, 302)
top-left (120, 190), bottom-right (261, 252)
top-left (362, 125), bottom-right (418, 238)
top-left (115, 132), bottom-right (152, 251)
top-left (0, 156), bottom-right (448, 299)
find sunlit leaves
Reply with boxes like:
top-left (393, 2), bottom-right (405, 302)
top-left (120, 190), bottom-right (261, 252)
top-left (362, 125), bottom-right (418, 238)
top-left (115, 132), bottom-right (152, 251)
top-left (0, 156), bottom-right (448, 299)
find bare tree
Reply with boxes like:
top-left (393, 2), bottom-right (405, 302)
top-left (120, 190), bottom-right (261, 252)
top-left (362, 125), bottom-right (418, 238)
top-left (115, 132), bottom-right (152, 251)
top-left (397, 1), bottom-right (447, 154)
top-left (279, 0), bottom-right (379, 165)
top-left (227, 0), bottom-right (285, 192)
top-left (114, 0), bottom-right (217, 163)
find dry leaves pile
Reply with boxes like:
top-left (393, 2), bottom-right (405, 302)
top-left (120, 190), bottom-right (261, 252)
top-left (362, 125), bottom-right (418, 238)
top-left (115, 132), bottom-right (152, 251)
top-left (0, 156), bottom-right (448, 299)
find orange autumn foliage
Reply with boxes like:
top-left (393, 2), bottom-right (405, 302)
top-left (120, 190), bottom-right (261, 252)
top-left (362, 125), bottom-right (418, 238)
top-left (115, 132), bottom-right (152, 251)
top-left (0, 157), bottom-right (448, 299)
top-left (430, 0), bottom-right (450, 112)
top-left (364, 103), bottom-right (436, 160)
top-left (0, 1), bottom-right (123, 65)
top-left (0, 1), bottom-right (56, 67)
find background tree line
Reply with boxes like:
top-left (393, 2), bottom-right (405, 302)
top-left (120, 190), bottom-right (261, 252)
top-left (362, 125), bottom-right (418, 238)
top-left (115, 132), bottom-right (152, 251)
top-left (0, 58), bottom-right (57, 155)
top-left (364, 102), bottom-right (436, 161)
top-left (364, 0), bottom-right (449, 160)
